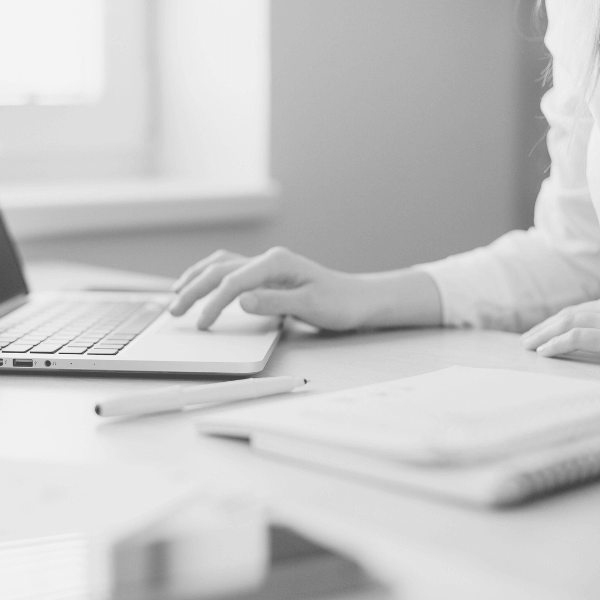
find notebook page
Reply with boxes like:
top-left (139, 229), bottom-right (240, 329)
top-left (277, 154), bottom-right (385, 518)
top-left (197, 367), bottom-right (600, 465)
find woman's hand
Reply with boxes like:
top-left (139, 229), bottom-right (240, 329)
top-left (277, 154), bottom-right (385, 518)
top-left (520, 300), bottom-right (600, 356)
top-left (168, 247), bottom-right (371, 330)
top-left (169, 247), bottom-right (443, 331)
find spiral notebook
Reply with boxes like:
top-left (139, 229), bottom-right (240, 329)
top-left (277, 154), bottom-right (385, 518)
top-left (197, 367), bottom-right (600, 507)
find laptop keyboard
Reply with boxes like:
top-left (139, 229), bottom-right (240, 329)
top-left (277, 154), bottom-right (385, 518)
top-left (0, 299), bottom-right (166, 356)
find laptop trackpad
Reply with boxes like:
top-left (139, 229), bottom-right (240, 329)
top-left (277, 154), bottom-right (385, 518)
top-left (157, 299), bottom-right (279, 336)
top-left (122, 299), bottom-right (281, 368)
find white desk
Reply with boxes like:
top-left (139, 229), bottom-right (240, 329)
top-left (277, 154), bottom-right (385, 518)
top-left (3, 262), bottom-right (600, 599)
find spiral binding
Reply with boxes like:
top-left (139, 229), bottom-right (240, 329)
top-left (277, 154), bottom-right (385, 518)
top-left (499, 446), bottom-right (600, 506)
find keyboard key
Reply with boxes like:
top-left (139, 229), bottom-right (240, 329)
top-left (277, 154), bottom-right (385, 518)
top-left (59, 347), bottom-right (88, 354)
top-left (87, 348), bottom-right (120, 355)
top-left (2, 344), bottom-right (35, 353)
top-left (92, 344), bottom-right (125, 350)
top-left (30, 344), bottom-right (65, 354)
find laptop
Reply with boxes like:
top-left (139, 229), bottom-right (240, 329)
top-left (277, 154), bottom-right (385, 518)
top-left (0, 211), bottom-right (282, 375)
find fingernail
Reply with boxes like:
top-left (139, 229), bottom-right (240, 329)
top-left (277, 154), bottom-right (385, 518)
top-left (196, 311), bottom-right (210, 329)
top-left (168, 299), bottom-right (180, 313)
top-left (536, 343), bottom-right (550, 355)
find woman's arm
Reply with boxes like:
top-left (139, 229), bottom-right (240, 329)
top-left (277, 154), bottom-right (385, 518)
top-left (169, 247), bottom-right (442, 330)
top-left (414, 0), bottom-right (600, 334)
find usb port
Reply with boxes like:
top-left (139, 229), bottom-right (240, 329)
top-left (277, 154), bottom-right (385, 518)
top-left (13, 359), bottom-right (34, 367)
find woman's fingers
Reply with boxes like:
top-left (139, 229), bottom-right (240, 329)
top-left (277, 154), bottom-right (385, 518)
top-left (168, 246), bottom-right (359, 330)
top-left (169, 247), bottom-right (308, 325)
top-left (520, 311), bottom-right (571, 349)
top-left (536, 328), bottom-right (600, 357)
top-left (521, 310), bottom-right (600, 350)
top-left (521, 303), bottom-right (600, 357)
top-left (169, 258), bottom-right (247, 316)
top-left (171, 250), bottom-right (246, 292)
top-left (196, 249), bottom-right (301, 328)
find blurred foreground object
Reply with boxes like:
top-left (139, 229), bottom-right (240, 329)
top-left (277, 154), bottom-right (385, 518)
top-left (112, 513), bottom-right (391, 600)
top-left (112, 489), bottom-right (269, 600)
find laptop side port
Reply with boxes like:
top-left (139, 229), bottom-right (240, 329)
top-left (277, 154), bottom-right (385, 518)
top-left (13, 359), bottom-right (34, 367)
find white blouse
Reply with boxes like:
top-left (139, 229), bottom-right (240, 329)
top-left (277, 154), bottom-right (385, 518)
top-left (416, 0), bottom-right (600, 333)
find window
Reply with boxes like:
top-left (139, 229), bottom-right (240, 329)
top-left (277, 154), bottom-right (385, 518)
top-left (0, 0), bottom-right (151, 183)
top-left (0, 0), bottom-right (104, 106)
top-left (0, 0), bottom-right (275, 239)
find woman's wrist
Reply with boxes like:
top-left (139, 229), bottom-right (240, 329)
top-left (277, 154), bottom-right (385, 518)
top-left (351, 269), bottom-right (443, 330)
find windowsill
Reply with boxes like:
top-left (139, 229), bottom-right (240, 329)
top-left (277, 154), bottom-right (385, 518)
top-left (0, 178), bottom-right (280, 240)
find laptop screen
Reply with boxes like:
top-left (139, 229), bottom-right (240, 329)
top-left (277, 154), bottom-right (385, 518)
top-left (0, 211), bottom-right (28, 305)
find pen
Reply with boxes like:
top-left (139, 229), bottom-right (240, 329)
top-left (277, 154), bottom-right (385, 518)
top-left (95, 376), bottom-right (308, 417)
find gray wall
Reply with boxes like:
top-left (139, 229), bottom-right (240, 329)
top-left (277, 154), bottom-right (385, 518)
top-left (22, 0), bottom-right (549, 277)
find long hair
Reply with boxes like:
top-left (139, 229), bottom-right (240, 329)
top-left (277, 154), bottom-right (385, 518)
top-left (532, 0), bottom-right (552, 86)
top-left (533, 0), bottom-right (600, 101)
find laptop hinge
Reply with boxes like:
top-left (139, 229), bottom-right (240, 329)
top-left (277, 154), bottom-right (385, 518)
top-left (0, 294), bottom-right (28, 320)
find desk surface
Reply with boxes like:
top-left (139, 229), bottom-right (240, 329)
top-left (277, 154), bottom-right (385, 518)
top-left (4, 262), bottom-right (600, 599)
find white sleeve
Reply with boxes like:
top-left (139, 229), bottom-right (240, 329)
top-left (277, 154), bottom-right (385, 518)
top-left (415, 0), bottom-right (600, 333)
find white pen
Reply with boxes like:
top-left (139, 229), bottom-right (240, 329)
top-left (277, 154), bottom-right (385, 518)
top-left (95, 376), bottom-right (308, 417)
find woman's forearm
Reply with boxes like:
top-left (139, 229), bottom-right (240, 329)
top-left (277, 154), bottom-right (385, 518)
top-left (353, 269), bottom-right (443, 329)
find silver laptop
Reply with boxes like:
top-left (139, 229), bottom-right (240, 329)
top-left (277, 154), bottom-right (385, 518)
top-left (0, 212), bottom-right (281, 375)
